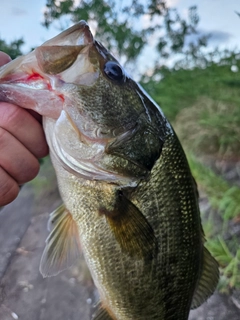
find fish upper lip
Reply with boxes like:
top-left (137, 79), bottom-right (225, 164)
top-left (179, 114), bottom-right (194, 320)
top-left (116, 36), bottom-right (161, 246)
top-left (79, 21), bottom-right (94, 45)
top-left (64, 20), bottom-right (94, 45)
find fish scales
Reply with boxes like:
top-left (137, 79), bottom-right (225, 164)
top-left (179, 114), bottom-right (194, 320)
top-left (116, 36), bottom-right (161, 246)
top-left (0, 21), bottom-right (219, 320)
top-left (52, 134), bottom-right (201, 320)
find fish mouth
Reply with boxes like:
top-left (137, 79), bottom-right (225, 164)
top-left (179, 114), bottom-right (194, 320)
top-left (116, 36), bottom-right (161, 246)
top-left (0, 21), bottom-right (97, 118)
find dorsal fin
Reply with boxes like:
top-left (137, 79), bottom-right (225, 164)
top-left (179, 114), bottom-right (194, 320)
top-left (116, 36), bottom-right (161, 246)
top-left (191, 247), bottom-right (219, 309)
top-left (40, 204), bottom-right (81, 277)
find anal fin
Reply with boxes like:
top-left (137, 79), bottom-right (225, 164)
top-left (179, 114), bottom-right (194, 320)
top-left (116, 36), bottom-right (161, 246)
top-left (191, 247), bottom-right (219, 309)
top-left (100, 192), bottom-right (157, 259)
top-left (40, 204), bottom-right (81, 278)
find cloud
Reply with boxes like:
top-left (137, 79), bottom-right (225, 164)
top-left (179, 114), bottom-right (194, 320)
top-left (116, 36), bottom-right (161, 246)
top-left (11, 7), bottom-right (27, 16)
top-left (208, 30), bottom-right (232, 44)
top-left (185, 29), bottom-right (232, 47)
top-left (165, 0), bottom-right (180, 7)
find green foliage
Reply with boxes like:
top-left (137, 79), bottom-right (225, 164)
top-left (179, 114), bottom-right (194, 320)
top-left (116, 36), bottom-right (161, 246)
top-left (0, 38), bottom-right (24, 59)
top-left (42, 0), bottom-right (207, 69)
top-left (187, 154), bottom-right (240, 221)
top-left (173, 97), bottom-right (240, 159)
top-left (206, 237), bottom-right (240, 292)
top-left (29, 156), bottom-right (56, 196)
top-left (142, 51), bottom-right (240, 121)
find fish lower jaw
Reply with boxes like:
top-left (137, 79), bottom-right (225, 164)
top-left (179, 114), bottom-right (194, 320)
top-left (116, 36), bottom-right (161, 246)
top-left (0, 82), bottom-right (64, 118)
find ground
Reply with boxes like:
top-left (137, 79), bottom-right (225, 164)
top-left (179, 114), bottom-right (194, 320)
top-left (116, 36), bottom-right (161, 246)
top-left (0, 158), bottom-right (239, 320)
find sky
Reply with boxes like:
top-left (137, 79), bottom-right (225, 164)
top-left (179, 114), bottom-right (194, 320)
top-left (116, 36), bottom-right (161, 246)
top-left (0, 0), bottom-right (240, 63)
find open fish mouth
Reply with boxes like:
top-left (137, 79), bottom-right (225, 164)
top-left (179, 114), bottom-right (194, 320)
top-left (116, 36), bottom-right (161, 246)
top-left (0, 21), bottom-right (97, 118)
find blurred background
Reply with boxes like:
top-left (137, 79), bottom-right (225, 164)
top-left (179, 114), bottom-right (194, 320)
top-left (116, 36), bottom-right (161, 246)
top-left (0, 1), bottom-right (240, 319)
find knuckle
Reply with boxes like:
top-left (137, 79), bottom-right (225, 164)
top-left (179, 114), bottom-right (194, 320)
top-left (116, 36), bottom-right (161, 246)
top-left (17, 159), bottom-right (40, 184)
top-left (37, 143), bottom-right (49, 159)
top-left (28, 161), bottom-right (40, 180)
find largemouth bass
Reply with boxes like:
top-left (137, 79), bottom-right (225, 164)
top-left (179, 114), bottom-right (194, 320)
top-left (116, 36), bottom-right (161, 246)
top-left (0, 21), bottom-right (218, 320)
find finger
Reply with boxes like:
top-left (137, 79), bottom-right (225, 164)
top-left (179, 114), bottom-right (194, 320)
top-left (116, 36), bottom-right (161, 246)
top-left (0, 102), bottom-right (49, 158)
top-left (0, 167), bottom-right (19, 206)
top-left (0, 52), bottom-right (11, 66)
top-left (0, 128), bottom-right (40, 184)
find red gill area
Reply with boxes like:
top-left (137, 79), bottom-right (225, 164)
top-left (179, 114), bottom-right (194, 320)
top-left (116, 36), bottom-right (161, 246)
top-left (58, 94), bottom-right (65, 101)
top-left (26, 72), bottom-right (44, 82)
top-left (26, 73), bottom-right (65, 102)
top-left (26, 72), bottom-right (52, 90)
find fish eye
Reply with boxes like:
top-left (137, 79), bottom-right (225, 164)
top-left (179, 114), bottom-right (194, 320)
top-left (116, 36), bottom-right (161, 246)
top-left (104, 61), bottom-right (125, 82)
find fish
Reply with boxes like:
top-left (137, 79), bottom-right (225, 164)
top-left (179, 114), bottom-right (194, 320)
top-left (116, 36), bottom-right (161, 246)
top-left (0, 21), bottom-right (219, 320)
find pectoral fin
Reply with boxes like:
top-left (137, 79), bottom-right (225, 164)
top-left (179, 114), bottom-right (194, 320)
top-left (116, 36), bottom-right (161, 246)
top-left (191, 247), bottom-right (219, 309)
top-left (40, 204), bottom-right (81, 278)
top-left (92, 302), bottom-right (114, 320)
top-left (100, 192), bottom-right (157, 258)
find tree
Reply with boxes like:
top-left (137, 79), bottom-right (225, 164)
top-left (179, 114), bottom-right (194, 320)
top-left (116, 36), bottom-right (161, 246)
top-left (42, 0), bottom-right (207, 73)
top-left (0, 38), bottom-right (24, 59)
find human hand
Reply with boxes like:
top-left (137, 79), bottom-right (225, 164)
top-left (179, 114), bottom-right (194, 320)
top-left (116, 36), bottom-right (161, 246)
top-left (0, 52), bottom-right (49, 206)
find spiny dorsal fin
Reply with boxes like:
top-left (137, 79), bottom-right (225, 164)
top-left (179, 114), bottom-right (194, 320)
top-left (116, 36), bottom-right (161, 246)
top-left (191, 247), bottom-right (219, 309)
top-left (100, 192), bottom-right (158, 259)
top-left (40, 204), bottom-right (81, 278)
top-left (92, 303), bottom-right (114, 320)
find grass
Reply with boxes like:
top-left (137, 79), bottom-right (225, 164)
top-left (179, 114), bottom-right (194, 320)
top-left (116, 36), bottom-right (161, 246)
top-left (187, 153), bottom-right (240, 221)
top-left (174, 97), bottom-right (240, 159)
top-left (206, 236), bottom-right (240, 293)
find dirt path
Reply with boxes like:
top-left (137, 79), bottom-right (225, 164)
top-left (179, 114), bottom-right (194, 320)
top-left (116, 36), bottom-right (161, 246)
top-left (0, 158), bottom-right (239, 320)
